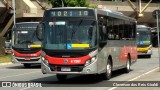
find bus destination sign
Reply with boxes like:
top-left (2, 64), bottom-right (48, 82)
top-left (49, 10), bottom-right (94, 17)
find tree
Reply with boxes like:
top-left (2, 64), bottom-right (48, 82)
top-left (48, 0), bottom-right (89, 8)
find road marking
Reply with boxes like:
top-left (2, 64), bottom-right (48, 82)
top-left (0, 71), bottom-right (40, 80)
top-left (108, 67), bottom-right (159, 90)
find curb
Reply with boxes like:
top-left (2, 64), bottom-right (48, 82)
top-left (0, 62), bottom-right (13, 66)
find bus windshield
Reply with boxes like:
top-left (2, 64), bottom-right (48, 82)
top-left (43, 19), bottom-right (97, 50)
top-left (137, 30), bottom-right (151, 45)
top-left (13, 23), bottom-right (41, 49)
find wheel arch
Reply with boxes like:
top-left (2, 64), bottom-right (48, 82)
top-left (127, 53), bottom-right (131, 64)
top-left (108, 55), bottom-right (113, 67)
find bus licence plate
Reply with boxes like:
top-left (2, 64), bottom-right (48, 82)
top-left (25, 58), bottom-right (30, 60)
top-left (61, 67), bottom-right (71, 71)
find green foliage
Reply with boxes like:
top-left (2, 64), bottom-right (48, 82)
top-left (48, 0), bottom-right (89, 8)
top-left (0, 54), bottom-right (11, 63)
top-left (48, 0), bottom-right (62, 7)
top-left (89, 4), bottom-right (97, 8)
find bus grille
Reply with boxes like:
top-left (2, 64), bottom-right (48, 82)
top-left (16, 58), bottom-right (40, 62)
top-left (49, 64), bottom-right (84, 72)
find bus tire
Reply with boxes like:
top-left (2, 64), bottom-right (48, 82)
top-left (23, 64), bottom-right (31, 68)
top-left (124, 57), bottom-right (131, 73)
top-left (56, 74), bottom-right (67, 81)
top-left (102, 60), bottom-right (112, 80)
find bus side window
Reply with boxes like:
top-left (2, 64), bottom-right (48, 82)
top-left (99, 23), bottom-right (103, 41)
top-left (98, 15), bottom-right (107, 48)
top-left (99, 25), bottom-right (107, 41)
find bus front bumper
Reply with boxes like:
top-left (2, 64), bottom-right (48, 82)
top-left (41, 59), bottom-right (98, 75)
top-left (12, 55), bottom-right (41, 64)
top-left (138, 49), bottom-right (152, 55)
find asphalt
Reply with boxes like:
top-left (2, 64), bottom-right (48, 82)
top-left (110, 68), bottom-right (160, 90)
top-left (0, 48), bottom-right (160, 90)
top-left (110, 48), bottom-right (160, 90)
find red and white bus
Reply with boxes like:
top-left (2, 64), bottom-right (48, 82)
top-left (36, 7), bottom-right (137, 81)
top-left (12, 22), bottom-right (41, 68)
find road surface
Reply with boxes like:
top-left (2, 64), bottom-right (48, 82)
top-left (0, 48), bottom-right (159, 90)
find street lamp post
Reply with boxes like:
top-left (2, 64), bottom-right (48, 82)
top-left (156, 10), bottom-right (160, 72)
top-left (153, 9), bottom-right (160, 72)
top-left (61, 0), bottom-right (64, 7)
top-left (12, 0), bottom-right (16, 26)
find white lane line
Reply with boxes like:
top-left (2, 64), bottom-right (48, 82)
top-left (128, 67), bottom-right (159, 81)
top-left (108, 67), bottom-right (159, 90)
top-left (0, 71), bottom-right (40, 80)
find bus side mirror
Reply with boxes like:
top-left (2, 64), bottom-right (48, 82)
top-left (36, 23), bottom-right (43, 41)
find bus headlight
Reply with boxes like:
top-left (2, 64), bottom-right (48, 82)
top-left (85, 57), bottom-right (96, 67)
top-left (41, 57), bottom-right (45, 61)
top-left (41, 57), bottom-right (49, 66)
top-left (85, 60), bottom-right (91, 67)
top-left (148, 45), bottom-right (152, 50)
top-left (91, 57), bottom-right (96, 62)
top-left (12, 53), bottom-right (14, 56)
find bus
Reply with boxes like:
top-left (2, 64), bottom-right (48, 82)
top-left (5, 40), bottom-right (12, 54)
top-left (12, 22), bottom-right (41, 68)
top-left (36, 7), bottom-right (137, 81)
top-left (137, 25), bottom-right (152, 58)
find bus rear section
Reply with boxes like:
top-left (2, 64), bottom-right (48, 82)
top-left (37, 7), bottom-right (137, 81)
top-left (137, 25), bottom-right (152, 58)
top-left (12, 22), bottom-right (42, 68)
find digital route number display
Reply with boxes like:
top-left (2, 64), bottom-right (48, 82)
top-left (48, 9), bottom-right (94, 17)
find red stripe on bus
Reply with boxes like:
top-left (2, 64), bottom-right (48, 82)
top-left (13, 50), bottom-right (41, 57)
top-left (120, 46), bottom-right (137, 62)
top-left (44, 55), bottom-right (91, 65)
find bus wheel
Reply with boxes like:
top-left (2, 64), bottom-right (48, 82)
top-left (23, 64), bottom-right (31, 68)
top-left (124, 58), bottom-right (131, 73)
top-left (102, 60), bottom-right (112, 80)
top-left (56, 74), bottom-right (67, 81)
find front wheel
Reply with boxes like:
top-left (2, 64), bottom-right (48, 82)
top-left (56, 74), bottom-right (67, 81)
top-left (102, 60), bottom-right (112, 80)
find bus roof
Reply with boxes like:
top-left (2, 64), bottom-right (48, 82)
top-left (12, 22), bottom-right (39, 29)
top-left (137, 25), bottom-right (150, 28)
top-left (97, 8), bottom-right (136, 22)
top-left (137, 25), bottom-right (151, 32)
top-left (15, 22), bottom-right (39, 25)
top-left (45, 7), bottom-right (136, 22)
top-left (46, 7), bottom-right (91, 10)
